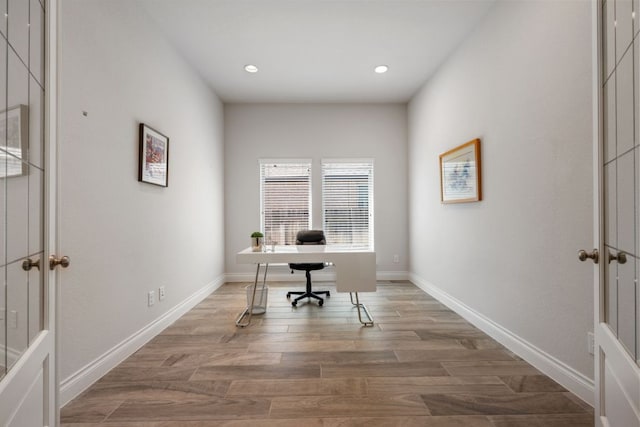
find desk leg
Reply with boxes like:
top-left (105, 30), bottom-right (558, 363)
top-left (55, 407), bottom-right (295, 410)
top-left (350, 292), bottom-right (374, 326)
top-left (235, 263), bottom-right (269, 327)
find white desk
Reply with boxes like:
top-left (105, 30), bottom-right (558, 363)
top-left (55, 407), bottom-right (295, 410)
top-left (235, 245), bottom-right (376, 327)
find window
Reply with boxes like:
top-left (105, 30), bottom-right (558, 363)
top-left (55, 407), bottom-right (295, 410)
top-left (260, 160), bottom-right (311, 245)
top-left (322, 160), bottom-right (374, 248)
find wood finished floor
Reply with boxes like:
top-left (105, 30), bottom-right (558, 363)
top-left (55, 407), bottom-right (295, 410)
top-left (61, 281), bottom-right (594, 426)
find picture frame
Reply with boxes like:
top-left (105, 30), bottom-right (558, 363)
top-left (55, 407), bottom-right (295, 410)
top-left (138, 123), bottom-right (169, 187)
top-left (0, 105), bottom-right (29, 179)
top-left (439, 138), bottom-right (482, 203)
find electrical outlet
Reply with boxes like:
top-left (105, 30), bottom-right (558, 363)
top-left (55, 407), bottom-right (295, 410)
top-left (159, 286), bottom-right (165, 301)
top-left (587, 332), bottom-right (595, 355)
top-left (148, 290), bottom-right (155, 307)
top-left (393, 254), bottom-right (400, 263)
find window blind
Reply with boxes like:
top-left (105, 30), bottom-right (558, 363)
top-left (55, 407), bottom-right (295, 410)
top-left (260, 161), bottom-right (311, 245)
top-left (322, 160), bottom-right (374, 248)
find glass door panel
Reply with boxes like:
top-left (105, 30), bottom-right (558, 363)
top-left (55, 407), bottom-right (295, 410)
top-left (0, 22), bottom-right (6, 382)
top-left (0, 265), bottom-right (4, 380)
top-left (6, 259), bottom-right (27, 371)
top-left (28, 166), bottom-right (43, 344)
top-left (0, 0), bottom-right (46, 381)
top-left (601, 0), bottom-right (639, 365)
top-left (5, 27), bottom-right (30, 373)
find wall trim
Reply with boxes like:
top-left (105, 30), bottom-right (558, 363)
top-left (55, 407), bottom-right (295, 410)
top-left (377, 271), bottom-right (410, 281)
top-left (409, 273), bottom-right (595, 407)
top-left (225, 270), bottom-right (409, 283)
top-left (59, 275), bottom-right (225, 406)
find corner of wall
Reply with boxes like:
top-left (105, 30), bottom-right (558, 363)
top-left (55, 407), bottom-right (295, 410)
top-left (59, 276), bottom-right (226, 407)
top-left (409, 273), bottom-right (595, 406)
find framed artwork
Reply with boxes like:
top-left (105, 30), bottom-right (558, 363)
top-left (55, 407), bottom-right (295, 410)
top-left (0, 105), bottom-right (28, 178)
top-left (439, 138), bottom-right (482, 203)
top-left (138, 123), bottom-right (169, 187)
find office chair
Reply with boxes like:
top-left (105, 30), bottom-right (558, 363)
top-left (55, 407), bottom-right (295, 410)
top-left (286, 230), bottom-right (330, 307)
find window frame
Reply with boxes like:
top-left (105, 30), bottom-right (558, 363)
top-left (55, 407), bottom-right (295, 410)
top-left (321, 158), bottom-right (374, 249)
top-left (259, 159), bottom-right (312, 245)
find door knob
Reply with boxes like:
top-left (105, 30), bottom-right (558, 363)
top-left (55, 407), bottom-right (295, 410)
top-left (608, 250), bottom-right (627, 264)
top-left (21, 258), bottom-right (40, 271)
top-left (49, 255), bottom-right (70, 270)
top-left (578, 249), bottom-right (599, 264)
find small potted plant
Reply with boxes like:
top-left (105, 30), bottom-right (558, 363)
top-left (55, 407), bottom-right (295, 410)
top-left (251, 231), bottom-right (264, 252)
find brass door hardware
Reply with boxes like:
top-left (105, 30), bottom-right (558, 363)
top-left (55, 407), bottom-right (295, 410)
top-left (578, 249), bottom-right (599, 264)
top-left (21, 258), bottom-right (40, 271)
top-left (608, 251), bottom-right (627, 264)
top-left (49, 255), bottom-right (71, 270)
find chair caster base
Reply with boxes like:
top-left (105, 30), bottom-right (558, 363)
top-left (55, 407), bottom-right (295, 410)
top-left (287, 289), bottom-right (328, 308)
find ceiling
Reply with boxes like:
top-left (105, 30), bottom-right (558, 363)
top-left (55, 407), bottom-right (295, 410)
top-left (139, 0), bottom-right (495, 103)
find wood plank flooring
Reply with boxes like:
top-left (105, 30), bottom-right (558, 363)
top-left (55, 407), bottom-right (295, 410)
top-left (61, 280), bottom-right (594, 426)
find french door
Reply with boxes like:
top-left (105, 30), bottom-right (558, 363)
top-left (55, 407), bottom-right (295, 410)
top-left (0, 0), bottom-right (60, 425)
top-left (590, 1), bottom-right (640, 426)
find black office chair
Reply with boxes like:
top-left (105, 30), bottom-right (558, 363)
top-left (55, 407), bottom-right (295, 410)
top-left (286, 230), bottom-right (330, 307)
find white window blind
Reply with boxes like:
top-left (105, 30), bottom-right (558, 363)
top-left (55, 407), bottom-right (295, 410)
top-left (322, 160), bottom-right (374, 248)
top-left (260, 160), bottom-right (311, 245)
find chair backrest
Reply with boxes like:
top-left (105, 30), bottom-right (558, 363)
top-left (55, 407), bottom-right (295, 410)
top-left (290, 230), bottom-right (326, 271)
top-left (295, 230), bottom-right (326, 245)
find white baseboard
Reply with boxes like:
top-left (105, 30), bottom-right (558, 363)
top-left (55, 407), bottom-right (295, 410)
top-left (409, 273), bottom-right (595, 407)
top-left (225, 270), bottom-right (409, 283)
top-left (59, 275), bottom-right (225, 407)
top-left (377, 271), bottom-right (409, 281)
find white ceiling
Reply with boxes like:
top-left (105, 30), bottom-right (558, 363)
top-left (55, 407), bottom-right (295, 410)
top-left (139, 0), bottom-right (495, 103)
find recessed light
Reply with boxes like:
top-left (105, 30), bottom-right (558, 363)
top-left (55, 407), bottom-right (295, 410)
top-left (374, 65), bottom-right (389, 74)
top-left (244, 64), bottom-right (259, 73)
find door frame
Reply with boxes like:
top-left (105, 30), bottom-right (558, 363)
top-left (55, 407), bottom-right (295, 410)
top-left (48, 0), bottom-right (60, 423)
top-left (591, 0), bottom-right (604, 419)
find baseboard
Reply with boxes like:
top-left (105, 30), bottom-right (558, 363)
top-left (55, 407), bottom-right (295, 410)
top-left (377, 271), bottom-right (410, 281)
top-left (59, 275), bottom-right (226, 407)
top-left (225, 270), bottom-right (409, 283)
top-left (409, 273), bottom-right (595, 407)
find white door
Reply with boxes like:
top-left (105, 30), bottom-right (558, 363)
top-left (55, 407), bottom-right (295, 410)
top-left (0, 1), bottom-right (61, 425)
top-left (588, 1), bottom-right (640, 426)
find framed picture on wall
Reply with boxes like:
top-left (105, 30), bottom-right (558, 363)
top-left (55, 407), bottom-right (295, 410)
top-left (0, 105), bottom-right (28, 178)
top-left (138, 123), bottom-right (169, 187)
top-left (439, 138), bottom-right (482, 203)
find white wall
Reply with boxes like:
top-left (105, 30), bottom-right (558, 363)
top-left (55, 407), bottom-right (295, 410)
top-left (408, 0), bottom-right (594, 394)
top-left (224, 104), bottom-right (408, 279)
top-left (59, 0), bottom-right (225, 398)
